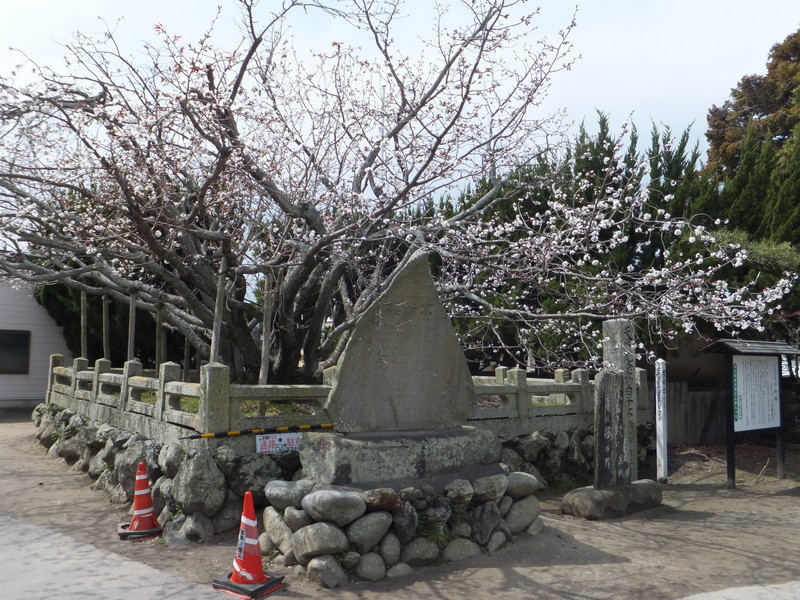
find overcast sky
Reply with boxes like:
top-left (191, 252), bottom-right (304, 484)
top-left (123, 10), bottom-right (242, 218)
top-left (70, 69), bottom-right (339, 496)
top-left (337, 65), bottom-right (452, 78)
top-left (2, 0), bottom-right (800, 160)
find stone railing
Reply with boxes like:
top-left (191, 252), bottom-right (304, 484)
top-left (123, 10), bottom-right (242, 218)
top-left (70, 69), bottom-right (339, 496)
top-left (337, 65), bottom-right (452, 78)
top-left (47, 355), bottom-right (330, 448)
top-left (467, 365), bottom-right (651, 438)
top-left (46, 354), bottom-right (651, 448)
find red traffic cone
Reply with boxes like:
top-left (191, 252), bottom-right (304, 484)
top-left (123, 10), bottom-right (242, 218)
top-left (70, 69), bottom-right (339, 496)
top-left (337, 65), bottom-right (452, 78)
top-left (213, 491), bottom-right (284, 599)
top-left (117, 461), bottom-right (162, 541)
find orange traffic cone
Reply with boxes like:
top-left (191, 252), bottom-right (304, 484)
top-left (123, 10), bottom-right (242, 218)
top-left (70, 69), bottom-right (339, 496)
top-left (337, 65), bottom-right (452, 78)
top-left (213, 491), bottom-right (285, 598)
top-left (117, 461), bottom-right (162, 541)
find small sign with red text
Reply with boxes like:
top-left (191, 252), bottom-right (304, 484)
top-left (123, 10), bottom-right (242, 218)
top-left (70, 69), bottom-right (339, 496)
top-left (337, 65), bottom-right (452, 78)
top-left (255, 432), bottom-right (302, 454)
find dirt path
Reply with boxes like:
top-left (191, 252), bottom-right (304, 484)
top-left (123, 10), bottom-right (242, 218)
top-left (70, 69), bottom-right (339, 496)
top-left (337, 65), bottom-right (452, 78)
top-left (2, 409), bottom-right (800, 600)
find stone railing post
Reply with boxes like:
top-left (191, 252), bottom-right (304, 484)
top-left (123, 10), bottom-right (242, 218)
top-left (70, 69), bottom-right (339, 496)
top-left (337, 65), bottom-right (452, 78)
top-left (46, 354), bottom-right (64, 405)
top-left (120, 358), bottom-right (143, 411)
top-left (156, 361), bottom-right (181, 421)
top-left (572, 368), bottom-right (592, 411)
top-left (199, 362), bottom-right (231, 433)
top-left (71, 357), bottom-right (89, 399)
top-left (494, 366), bottom-right (509, 383)
top-left (508, 367), bottom-right (527, 417)
top-left (92, 358), bottom-right (111, 403)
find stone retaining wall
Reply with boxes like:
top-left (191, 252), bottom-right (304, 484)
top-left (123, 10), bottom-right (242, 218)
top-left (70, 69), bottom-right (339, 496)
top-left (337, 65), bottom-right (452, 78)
top-left (32, 403), bottom-right (654, 587)
top-left (32, 403), bottom-right (544, 586)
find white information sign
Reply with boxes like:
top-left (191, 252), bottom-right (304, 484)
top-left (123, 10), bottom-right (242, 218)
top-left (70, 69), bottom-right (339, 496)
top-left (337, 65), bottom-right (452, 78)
top-left (655, 358), bottom-right (668, 482)
top-left (732, 355), bottom-right (781, 432)
top-left (256, 432), bottom-right (302, 454)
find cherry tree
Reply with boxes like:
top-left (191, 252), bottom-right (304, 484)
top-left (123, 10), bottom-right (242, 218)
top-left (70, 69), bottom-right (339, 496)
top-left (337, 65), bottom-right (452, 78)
top-left (0, 0), bottom-right (792, 381)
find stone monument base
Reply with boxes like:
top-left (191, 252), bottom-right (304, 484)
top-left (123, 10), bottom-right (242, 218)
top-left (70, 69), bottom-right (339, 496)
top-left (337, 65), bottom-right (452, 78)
top-left (298, 426), bottom-right (503, 487)
top-left (560, 480), bottom-right (662, 520)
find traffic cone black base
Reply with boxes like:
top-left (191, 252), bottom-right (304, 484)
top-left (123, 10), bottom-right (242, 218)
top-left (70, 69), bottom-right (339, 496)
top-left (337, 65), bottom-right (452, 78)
top-left (116, 522), bottom-right (162, 541)
top-left (212, 572), bottom-right (285, 599)
top-left (117, 461), bottom-right (162, 541)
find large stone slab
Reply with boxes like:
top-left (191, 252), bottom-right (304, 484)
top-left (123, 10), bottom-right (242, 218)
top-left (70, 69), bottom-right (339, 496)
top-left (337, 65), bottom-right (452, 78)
top-left (299, 427), bottom-right (502, 485)
top-left (602, 319), bottom-right (638, 481)
top-left (324, 250), bottom-right (474, 433)
top-left (560, 479), bottom-right (662, 520)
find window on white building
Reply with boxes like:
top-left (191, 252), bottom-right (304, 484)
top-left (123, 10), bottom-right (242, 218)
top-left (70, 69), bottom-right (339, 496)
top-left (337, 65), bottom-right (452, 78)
top-left (0, 330), bottom-right (31, 374)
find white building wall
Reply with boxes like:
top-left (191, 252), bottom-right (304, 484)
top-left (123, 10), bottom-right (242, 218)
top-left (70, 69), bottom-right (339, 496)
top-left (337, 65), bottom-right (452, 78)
top-left (0, 281), bottom-right (73, 409)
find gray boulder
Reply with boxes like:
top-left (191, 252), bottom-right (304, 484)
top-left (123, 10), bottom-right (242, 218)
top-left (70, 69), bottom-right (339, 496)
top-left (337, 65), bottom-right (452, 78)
top-left (264, 479), bottom-right (314, 510)
top-left (115, 440), bottom-right (163, 501)
top-left (284, 507), bottom-right (313, 532)
top-left (88, 439), bottom-right (117, 478)
top-left (581, 434), bottom-right (595, 461)
top-left (162, 514), bottom-right (189, 547)
top-left (518, 431), bottom-right (551, 462)
top-left (527, 516), bottom-right (545, 536)
top-left (90, 469), bottom-right (115, 494)
top-left (339, 551), bottom-right (361, 569)
top-left (400, 538), bottom-right (440, 567)
top-left (74, 425), bottom-right (102, 452)
top-left (306, 555), bottom-right (347, 589)
top-left (346, 511), bottom-right (393, 554)
top-left (157, 444), bottom-right (186, 479)
top-left (470, 501), bottom-right (502, 546)
top-left (262, 506), bottom-right (294, 554)
top-left (451, 521), bottom-right (472, 538)
top-left (151, 476), bottom-right (174, 519)
top-left (552, 430), bottom-right (569, 450)
top-left (391, 501), bottom-right (418, 544)
top-left (360, 488), bottom-right (403, 511)
top-left (442, 538), bottom-right (481, 562)
top-left (272, 549), bottom-right (298, 568)
top-left (301, 489), bottom-right (366, 526)
top-left (356, 553), bottom-right (386, 581)
top-left (378, 531), bottom-right (402, 566)
top-left (259, 531), bottom-right (275, 555)
top-left (443, 479), bottom-right (474, 505)
top-left (36, 419), bottom-right (57, 449)
top-left (386, 563), bottom-right (413, 579)
top-left (172, 450), bottom-right (227, 516)
top-left (292, 522), bottom-right (349, 565)
top-left (229, 454), bottom-right (282, 505)
top-left (565, 430), bottom-right (590, 477)
top-left (211, 445), bottom-right (238, 477)
top-left (487, 530), bottom-right (508, 552)
top-left (498, 495), bottom-right (513, 517)
top-left (505, 495), bottom-right (540, 534)
top-left (212, 489), bottom-right (244, 534)
top-left (181, 512), bottom-right (215, 543)
top-left (55, 437), bottom-right (81, 464)
top-left (506, 472), bottom-right (545, 498)
top-left (472, 474), bottom-right (508, 503)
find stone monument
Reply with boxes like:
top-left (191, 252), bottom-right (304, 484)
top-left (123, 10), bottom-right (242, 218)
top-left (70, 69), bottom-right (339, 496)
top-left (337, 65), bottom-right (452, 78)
top-left (300, 250), bottom-right (502, 486)
top-left (560, 320), bottom-right (661, 519)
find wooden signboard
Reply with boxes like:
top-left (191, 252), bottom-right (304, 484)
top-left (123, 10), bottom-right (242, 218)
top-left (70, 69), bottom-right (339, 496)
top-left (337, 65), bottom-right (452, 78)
top-left (702, 339), bottom-right (798, 489)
